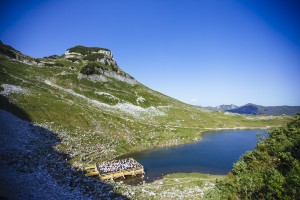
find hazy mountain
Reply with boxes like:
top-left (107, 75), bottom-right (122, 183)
top-left (226, 103), bottom-right (300, 116)
top-left (204, 104), bottom-right (238, 111)
top-left (204, 103), bottom-right (300, 116)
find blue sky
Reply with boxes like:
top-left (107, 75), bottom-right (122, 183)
top-left (1, 0), bottom-right (299, 106)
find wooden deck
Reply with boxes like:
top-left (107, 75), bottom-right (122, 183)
top-left (85, 158), bottom-right (144, 181)
top-left (99, 166), bottom-right (144, 181)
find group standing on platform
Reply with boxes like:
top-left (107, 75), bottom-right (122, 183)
top-left (97, 158), bottom-right (142, 174)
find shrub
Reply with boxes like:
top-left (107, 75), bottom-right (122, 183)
top-left (207, 113), bottom-right (300, 199)
top-left (44, 62), bottom-right (55, 67)
top-left (83, 53), bottom-right (104, 61)
top-left (44, 55), bottom-right (59, 59)
top-left (67, 57), bottom-right (80, 62)
top-left (68, 46), bottom-right (110, 55)
top-left (80, 62), bottom-right (107, 75)
top-left (0, 42), bottom-right (17, 59)
top-left (80, 63), bottom-right (99, 75)
top-left (55, 62), bottom-right (64, 67)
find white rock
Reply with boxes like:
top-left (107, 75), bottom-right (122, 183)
top-left (0, 84), bottom-right (27, 96)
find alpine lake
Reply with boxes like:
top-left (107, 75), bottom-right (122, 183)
top-left (118, 129), bottom-right (267, 184)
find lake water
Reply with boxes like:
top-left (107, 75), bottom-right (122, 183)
top-left (121, 129), bottom-right (267, 182)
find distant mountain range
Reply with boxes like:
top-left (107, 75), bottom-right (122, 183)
top-left (204, 103), bottom-right (300, 116)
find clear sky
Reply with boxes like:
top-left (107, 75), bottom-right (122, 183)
top-left (1, 0), bottom-right (299, 106)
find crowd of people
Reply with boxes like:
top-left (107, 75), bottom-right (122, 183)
top-left (97, 158), bottom-right (142, 174)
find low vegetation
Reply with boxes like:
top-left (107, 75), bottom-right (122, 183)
top-left (0, 41), bottom-right (26, 59)
top-left (115, 173), bottom-right (223, 200)
top-left (207, 114), bottom-right (300, 199)
top-left (80, 62), bottom-right (121, 75)
top-left (68, 45), bottom-right (110, 55)
top-left (80, 62), bottom-right (103, 75)
top-left (83, 53), bottom-right (105, 62)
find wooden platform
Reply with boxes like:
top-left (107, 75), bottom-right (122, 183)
top-left (85, 158), bottom-right (144, 181)
top-left (99, 166), bottom-right (144, 181)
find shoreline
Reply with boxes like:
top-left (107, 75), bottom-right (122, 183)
top-left (115, 125), bottom-right (276, 160)
top-left (202, 126), bottom-right (279, 130)
top-left (114, 126), bottom-right (275, 184)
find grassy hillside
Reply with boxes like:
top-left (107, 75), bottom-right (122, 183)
top-left (115, 173), bottom-right (224, 200)
top-left (0, 42), bottom-right (290, 167)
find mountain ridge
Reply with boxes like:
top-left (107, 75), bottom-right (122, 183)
top-left (203, 103), bottom-right (300, 116)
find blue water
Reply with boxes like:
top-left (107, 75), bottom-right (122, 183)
top-left (122, 129), bottom-right (267, 181)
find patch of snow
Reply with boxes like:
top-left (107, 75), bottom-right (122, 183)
top-left (0, 84), bottom-right (27, 96)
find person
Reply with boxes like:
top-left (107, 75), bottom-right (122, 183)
top-left (98, 158), bottom-right (140, 174)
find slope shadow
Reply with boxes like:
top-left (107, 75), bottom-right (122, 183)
top-left (0, 95), bottom-right (31, 121)
top-left (0, 96), bottom-right (128, 199)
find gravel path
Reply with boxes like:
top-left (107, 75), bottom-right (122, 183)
top-left (0, 109), bottom-right (125, 200)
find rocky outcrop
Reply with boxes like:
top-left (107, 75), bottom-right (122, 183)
top-left (0, 41), bottom-right (30, 61)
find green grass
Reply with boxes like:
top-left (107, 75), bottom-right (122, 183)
top-left (68, 45), bottom-right (110, 54)
top-left (83, 53), bottom-right (105, 61)
top-left (114, 172), bottom-right (224, 199)
top-left (164, 172), bottom-right (223, 180)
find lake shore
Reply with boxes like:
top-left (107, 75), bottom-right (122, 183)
top-left (119, 129), bottom-right (268, 185)
top-left (116, 125), bottom-right (274, 162)
top-left (202, 126), bottom-right (279, 130)
top-left (113, 172), bottom-right (224, 199)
